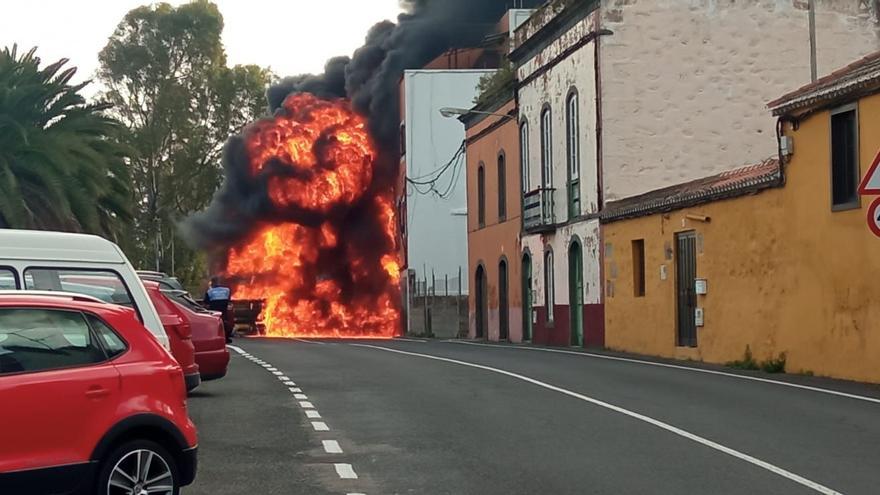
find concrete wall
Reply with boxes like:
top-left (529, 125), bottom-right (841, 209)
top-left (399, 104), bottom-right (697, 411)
top-left (465, 100), bottom-right (525, 342)
top-left (402, 69), bottom-right (495, 294)
top-left (602, 92), bottom-right (880, 383)
top-left (599, 0), bottom-right (880, 201)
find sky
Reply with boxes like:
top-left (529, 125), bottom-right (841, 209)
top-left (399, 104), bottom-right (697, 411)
top-left (0, 0), bottom-right (404, 97)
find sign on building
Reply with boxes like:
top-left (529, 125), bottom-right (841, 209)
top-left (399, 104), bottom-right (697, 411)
top-left (858, 149), bottom-right (880, 195)
top-left (868, 198), bottom-right (880, 238)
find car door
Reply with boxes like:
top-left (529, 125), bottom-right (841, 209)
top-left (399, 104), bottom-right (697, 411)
top-left (0, 308), bottom-right (121, 473)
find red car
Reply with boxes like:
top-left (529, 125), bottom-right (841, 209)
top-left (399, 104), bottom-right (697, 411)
top-left (0, 293), bottom-right (197, 494)
top-left (143, 281), bottom-right (201, 391)
top-left (162, 289), bottom-right (230, 380)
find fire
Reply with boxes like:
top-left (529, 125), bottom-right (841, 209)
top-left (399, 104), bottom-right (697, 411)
top-left (224, 93), bottom-right (401, 338)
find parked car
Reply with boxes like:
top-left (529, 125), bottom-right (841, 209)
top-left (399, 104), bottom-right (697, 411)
top-left (0, 230), bottom-right (170, 349)
top-left (143, 281), bottom-right (201, 392)
top-left (136, 270), bottom-right (185, 291)
top-left (163, 289), bottom-right (230, 381)
top-left (0, 292), bottom-right (197, 494)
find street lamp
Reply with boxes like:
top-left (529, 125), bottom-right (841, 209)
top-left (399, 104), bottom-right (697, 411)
top-left (439, 107), bottom-right (515, 120)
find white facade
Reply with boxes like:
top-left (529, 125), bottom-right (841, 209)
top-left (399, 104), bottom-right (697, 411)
top-left (402, 69), bottom-right (496, 294)
top-left (598, 0), bottom-right (880, 201)
top-left (515, 7), bottom-right (603, 318)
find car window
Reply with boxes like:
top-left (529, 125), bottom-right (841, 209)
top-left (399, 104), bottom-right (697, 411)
top-left (86, 314), bottom-right (128, 358)
top-left (0, 268), bottom-right (17, 289)
top-left (24, 268), bottom-right (134, 307)
top-left (163, 290), bottom-right (209, 313)
top-left (0, 309), bottom-right (106, 375)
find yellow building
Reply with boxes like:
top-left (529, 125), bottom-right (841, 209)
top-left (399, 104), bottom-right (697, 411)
top-left (601, 53), bottom-right (880, 383)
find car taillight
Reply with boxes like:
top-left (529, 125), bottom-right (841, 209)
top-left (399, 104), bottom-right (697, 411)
top-left (218, 322), bottom-right (225, 338)
top-left (167, 322), bottom-right (192, 340)
top-left (169, 366), bottom-right (187, 405)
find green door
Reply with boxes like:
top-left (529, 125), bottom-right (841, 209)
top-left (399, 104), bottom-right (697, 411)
top-left (568, 242), bottom-right (584, 346)
top-left (522, 254), bottom-right (532, 341)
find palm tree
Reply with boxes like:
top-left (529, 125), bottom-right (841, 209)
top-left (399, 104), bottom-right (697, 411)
top-left (0, 44), bottom-right (132, 238)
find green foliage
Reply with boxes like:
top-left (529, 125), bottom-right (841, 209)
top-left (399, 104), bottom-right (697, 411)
top-left (760, 352), bottom-right (787, 374)
top-left (97, 0), bottom-right (271, 289)
top-left (473, 61), bottom-right (514, 107)
top-left (726, 345), bottom-right (787, 374)
top-left (0, 44), bottom-right (132, 238)
top-left (726, 345), bottom-right (759, 370)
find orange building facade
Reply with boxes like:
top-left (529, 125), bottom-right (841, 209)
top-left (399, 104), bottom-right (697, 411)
top-left (463, 96), bottom-right (524, 341)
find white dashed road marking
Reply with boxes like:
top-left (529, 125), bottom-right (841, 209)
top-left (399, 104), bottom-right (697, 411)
top-left (354, 344), bottom-right (844, 495)
top-left (323, 440), bottom-right (343, 454)
top-left (334, 463), bottom-right (358, 479)
top-left (228, 344), bottom-right (366, 492)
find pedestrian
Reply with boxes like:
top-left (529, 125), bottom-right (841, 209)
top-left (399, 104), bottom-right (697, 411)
top-left (204, 276), bottom-right (234, 343)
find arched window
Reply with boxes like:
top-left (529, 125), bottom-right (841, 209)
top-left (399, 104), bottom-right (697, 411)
top-left (477, 163), bottom-right (486, 228)
top-left (540, 106), bottom-right (552, 189)
top-left (497, 151), bottom-right (507, 221)
top-left (544, 248), bottom-right (554, 322)
top-left (566, 89), bottom-right (580, 216)
top-left (520, 121), bottom-right (530, 192)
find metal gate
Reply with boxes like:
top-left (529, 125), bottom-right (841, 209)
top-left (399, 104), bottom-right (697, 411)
top-left (675, 231), bottom-right (697, 347)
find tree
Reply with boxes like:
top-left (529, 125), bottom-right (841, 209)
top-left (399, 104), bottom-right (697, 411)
top-left (97, 0), bottom-right (271, 289)
top-left (0, 44), bottom-right (132, 238)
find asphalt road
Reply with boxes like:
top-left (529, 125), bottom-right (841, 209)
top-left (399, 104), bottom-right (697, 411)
top-left (185, 338), bottom-right (880, 495)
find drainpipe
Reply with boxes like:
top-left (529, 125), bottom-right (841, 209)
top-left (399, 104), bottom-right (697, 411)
top-left (594, 11), bottom-right (606, 345)
top-left (808, 0), bottom-right (817, 82)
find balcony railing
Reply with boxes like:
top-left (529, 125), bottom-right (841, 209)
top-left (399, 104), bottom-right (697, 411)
top-left (522, 187), bottom-right (556, 232)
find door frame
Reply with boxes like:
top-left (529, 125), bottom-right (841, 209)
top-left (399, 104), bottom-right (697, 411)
top-left (675, 231), bottom-right (698, 347)
top-left (474, 263), bottom-right (486, 339)
top-left (568, 238), bottom-right (584, 346)
top-left (498, 256), bottom-right (509, 341)
top-left (521, 251), bottom-right (532, 341)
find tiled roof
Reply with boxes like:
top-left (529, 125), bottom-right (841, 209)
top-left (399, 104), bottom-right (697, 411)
top-left (768, 51), bottom-right (880, 115)
top-left (600, 158), bottom-right (781, 223)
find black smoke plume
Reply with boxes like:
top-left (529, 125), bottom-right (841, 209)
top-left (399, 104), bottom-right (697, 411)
top-left (184, 0), bottom-right (543, 252)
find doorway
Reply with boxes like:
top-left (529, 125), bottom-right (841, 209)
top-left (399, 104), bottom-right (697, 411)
top-left (675, 231), bottom-right (697, 347)
top-left (521, 253), bottom-right (532, 341)
top-left (475, 264), bottom-right (486, 339)
top-left (568, 240), bottom-right (584, 346)
top-left (498, 258), bottom-right (509, 341)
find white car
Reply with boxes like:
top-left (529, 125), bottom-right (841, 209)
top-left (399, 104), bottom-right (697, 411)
top-left (0, 229), bottom-right (170, 349)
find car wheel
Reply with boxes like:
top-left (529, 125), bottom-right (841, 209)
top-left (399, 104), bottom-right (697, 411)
top-left (97, 439), bottom-right (180, 495)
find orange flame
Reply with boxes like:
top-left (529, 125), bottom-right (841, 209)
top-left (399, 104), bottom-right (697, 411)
top-left (224, 93), bottom-right (400, 338)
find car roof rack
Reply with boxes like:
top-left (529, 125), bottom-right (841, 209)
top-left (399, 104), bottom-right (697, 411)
top-left (0, 290), bottom-right (109, 305)
top-left (136, 270), bottom-right (167, 277)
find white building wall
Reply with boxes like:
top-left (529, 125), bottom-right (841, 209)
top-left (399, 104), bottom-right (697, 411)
top-left (600, 0), bottom-right (880, 201)
top-left (521, 220), bottom-right (602, 312)
top-left (516, 9), bottom-right (602, 309)
top-left (403, 69), bottom-right (496, 294)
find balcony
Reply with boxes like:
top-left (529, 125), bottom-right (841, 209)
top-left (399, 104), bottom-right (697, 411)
top-left (522, 187), bottom-right (556, 233)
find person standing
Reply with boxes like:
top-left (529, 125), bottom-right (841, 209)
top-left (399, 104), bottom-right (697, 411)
top-left (204, 277), bottom-right (233, 343)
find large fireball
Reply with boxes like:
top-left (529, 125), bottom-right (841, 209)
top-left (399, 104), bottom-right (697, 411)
top-left (223, 93), bottom-right (400, 338)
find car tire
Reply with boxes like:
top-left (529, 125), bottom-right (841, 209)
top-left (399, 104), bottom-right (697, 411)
top-left (96, 439), bottom-right (180, 495)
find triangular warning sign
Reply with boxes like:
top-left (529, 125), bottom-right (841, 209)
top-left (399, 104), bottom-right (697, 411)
top-left (859, 149), bottom-right (880, 195)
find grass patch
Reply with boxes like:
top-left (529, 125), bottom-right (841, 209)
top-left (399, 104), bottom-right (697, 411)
top-left (726, 345), bottom-right (759, 370)
top-left (726, 346), bottom-right (786, 374)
